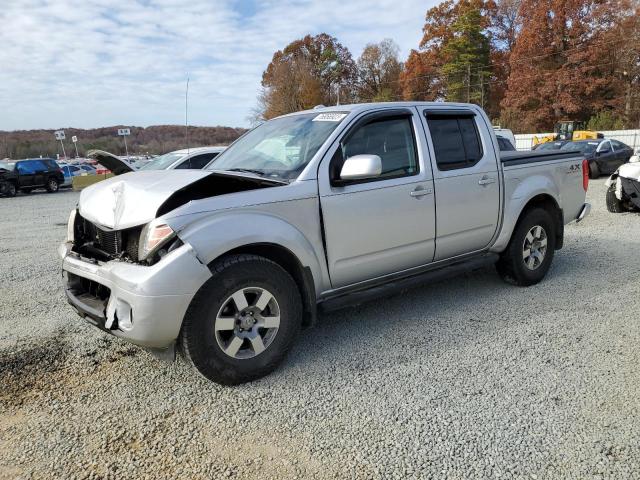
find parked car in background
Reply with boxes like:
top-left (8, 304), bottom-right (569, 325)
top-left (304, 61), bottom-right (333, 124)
top-left (78, 164), bottom-right (97, 175)
top-left (60, 102), bottom-right (590, 384)
top-left (532, 141), bottom-right (567, 151)
top-left (89, 147), bottom-right (226, 175)
top-left (0, 158), bottom-right (65, 197)
top-left (561, 139), bottom-right (634, 178)
top-left (605, 149), bottom-right (640, 212)
top-left (493, 127), bottom-right (516, 148)
top-left (496, 135), bottom-right (516, 151)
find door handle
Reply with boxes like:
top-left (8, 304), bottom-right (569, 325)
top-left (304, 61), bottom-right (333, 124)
top-left (410, 187), bottom-right (433, 198)
top-left (478, 176), bottom-right (496, 186)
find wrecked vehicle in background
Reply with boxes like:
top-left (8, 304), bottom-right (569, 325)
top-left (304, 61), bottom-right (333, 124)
top-left (606, 150), bottom-right (640, 213)
top-left (89, 146), bottom-right (225, 175)
top-left (60, 102), bottom-right (590, 385)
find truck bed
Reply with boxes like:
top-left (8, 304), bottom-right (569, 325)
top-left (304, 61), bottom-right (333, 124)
top-left (500, 150), bottom-right (582, 167)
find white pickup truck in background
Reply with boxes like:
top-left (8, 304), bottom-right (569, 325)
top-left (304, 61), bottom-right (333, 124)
top-left (60, 102), bottom-right (591, 384)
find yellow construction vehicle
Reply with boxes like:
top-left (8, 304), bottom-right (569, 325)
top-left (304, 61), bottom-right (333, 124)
top-left (533, 121), bottom-right (603, 146)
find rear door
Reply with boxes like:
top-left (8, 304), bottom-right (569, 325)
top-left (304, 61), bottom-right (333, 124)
top-left (420, 108), bottom-right (500, 261)
top-left (318, 108), bottom-right (436, 288)
top-left (15, 161), bottom-right (37, 188)
top-left (596, 140), bottom-right (616, 173)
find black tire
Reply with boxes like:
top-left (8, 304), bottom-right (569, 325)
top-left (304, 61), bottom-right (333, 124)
top-left (496, 208), bottom-right (556, 286)
top-left (588, 161), bottom-right (600, 179)
top-left (180, 254), bottom-right (302, 385)
top-left (2, 181), bottom-right (17, 197)
top-left (606, 183), bottom-right (625, 213)
top-left (46, 177), bottom-right (59, 193)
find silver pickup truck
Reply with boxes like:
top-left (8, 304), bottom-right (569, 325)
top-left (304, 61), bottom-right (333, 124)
top-left (59, 102), bottom-right (590, 384)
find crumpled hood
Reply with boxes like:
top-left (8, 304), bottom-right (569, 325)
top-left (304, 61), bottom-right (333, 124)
top-left (618, 161), bottom-right (640, 182)
top-left (79, 170), bottom-right (211, 229)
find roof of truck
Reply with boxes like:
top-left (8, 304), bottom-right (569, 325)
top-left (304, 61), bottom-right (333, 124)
top-left (288, 101), bottom-right (482, 117)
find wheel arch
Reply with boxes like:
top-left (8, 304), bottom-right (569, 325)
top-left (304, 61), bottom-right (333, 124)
top-left (492, 191), bottom-right (564, 253)
top-left (217, 243), bottom-right (317, 327)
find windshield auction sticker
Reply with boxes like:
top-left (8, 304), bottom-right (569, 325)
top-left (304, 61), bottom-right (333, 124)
top-left (313, 113), bottom-right (348, 122)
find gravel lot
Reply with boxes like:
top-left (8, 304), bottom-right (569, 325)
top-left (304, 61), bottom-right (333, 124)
top-left (1, 180), bottom-right (639, 479)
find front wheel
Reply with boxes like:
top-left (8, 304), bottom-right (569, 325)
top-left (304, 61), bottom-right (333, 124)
top-left (606, 183), bottom-right (625, 213)
top-left (2, 181), bottom-right (17, 197)
top-left (46, 177), bottom-right (59, 193)
top-left (496, 208), bottom-right (556, 286)
top-left (180, 254), bottom-right (302, 385)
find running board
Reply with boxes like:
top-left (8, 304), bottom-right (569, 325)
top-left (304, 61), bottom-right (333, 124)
top-left (318, 253), bottom-right (499, 312)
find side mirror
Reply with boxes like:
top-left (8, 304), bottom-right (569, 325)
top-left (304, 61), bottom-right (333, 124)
top-left (339, 154), bottom-right (382, 181)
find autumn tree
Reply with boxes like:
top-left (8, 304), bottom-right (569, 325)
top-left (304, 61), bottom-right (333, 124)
top-left (356, 39), bottom-right (403, 102)
top-left (258, 34), bottom-right (357, 120)
top-left (399, 1), bottom-right (459, 100)
top-left (500, 0), bottom-right (638, 132)
top-left (486, 0), bottom-right (522, 119)
top-left (400, 0), bottom-right (495, 107)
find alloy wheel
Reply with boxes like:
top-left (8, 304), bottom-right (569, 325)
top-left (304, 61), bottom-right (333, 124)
top-left (522, 225), bottom-right (547, 270)
top-left (214, 287), bottom-right (281, 359)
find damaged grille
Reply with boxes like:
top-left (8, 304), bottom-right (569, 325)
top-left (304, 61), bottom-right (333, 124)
top-left (73, 214), bottom-right (142, 262)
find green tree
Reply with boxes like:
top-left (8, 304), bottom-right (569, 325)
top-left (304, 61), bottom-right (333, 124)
top-left (441, 4), bottom-right (492, 104)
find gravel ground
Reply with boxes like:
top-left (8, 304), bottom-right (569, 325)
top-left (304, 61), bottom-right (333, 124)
top-left (1, 180), bottom-right (639, 480)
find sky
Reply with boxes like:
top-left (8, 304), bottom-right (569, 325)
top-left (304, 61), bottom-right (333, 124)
top-left (0, 0), bottom-right (436, 131)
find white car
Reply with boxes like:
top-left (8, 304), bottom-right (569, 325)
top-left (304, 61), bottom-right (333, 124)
top-left (606, 148), bottom-right (640, 213)
top-left (88, 147), bottom-right (226, 175)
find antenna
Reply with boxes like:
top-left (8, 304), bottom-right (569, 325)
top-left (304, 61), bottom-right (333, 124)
top-left (185, 76), bottom-right (190, 154)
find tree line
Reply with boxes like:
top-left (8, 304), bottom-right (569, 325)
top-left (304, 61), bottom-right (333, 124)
top-left (1, 125), bottom-right (246, 160)
top-left (256, 0), bottom-right (639, 133)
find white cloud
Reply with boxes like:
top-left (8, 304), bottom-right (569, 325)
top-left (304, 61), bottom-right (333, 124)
top-left (0, 0), bottom-right (434, 130)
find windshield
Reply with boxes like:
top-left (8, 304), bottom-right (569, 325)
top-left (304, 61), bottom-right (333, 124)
top-left (140, 152), bottom-right (185, 170)
top-left (0, 161), bottom-right (15, 171)
top-left (208, 112), bottom-right (347, 180)
top-left (561, 141), bottom-right (598, 154)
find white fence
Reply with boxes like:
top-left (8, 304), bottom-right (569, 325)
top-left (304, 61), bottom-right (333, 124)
top-left (514, 129), bottom-right (640, 151)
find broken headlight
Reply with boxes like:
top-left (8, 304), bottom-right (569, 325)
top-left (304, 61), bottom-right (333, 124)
top-left (138, 221), bottom-right (175, 262)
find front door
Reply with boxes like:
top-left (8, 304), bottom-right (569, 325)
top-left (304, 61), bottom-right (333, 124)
top-left (319, 109), bottom-right (436, 288)
top-left (420, 109), bottom-right (500, 261)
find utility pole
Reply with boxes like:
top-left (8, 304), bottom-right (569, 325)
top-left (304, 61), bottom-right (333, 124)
top-left (467, 64), bottom-right (471, 103)
top-left (185, 76), bottom-right (190, 155)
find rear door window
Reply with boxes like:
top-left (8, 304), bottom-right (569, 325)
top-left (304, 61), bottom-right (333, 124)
top-left (425, 114), bottom-right (483, 170)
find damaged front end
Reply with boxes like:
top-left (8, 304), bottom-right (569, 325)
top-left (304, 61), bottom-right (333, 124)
top-left (71, 170), bottom-right (284, 265)
top-left (606, 163), bottom-right (640, 211)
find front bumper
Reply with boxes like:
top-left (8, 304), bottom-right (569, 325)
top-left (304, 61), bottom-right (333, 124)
top-left (59, 241), bottom-right (211, 348)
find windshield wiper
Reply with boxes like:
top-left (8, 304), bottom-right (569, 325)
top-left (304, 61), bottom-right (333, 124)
top-left (226, 168), bottom-right (267, 176)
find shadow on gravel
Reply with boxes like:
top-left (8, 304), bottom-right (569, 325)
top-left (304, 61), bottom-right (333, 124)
top-left (0, 335), bottom-right (69, 408)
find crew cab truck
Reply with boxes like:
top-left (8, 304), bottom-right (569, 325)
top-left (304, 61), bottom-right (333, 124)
top-left (59, 102), bottom-right (590, 385)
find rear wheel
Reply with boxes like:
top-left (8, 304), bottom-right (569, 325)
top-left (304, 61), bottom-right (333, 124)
top-left (589, 161), bottom-right (600, 179)
top-left (496, 208), bottom-right (556, 286)
top-left (46, 177), bottom-right (59, 193)
top-left (180, 254), bottom-right (302, 385)
top-left (606, 182), bottom-right (625, 213)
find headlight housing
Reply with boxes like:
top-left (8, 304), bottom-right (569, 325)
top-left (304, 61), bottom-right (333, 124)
top-left (138, 221), bottom-right (175, 261)
top-left (67, 208), bottom-right (77, 242)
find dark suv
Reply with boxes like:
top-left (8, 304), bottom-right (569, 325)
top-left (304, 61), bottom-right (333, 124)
top-left (0, 158), bottom-right (65, 197)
